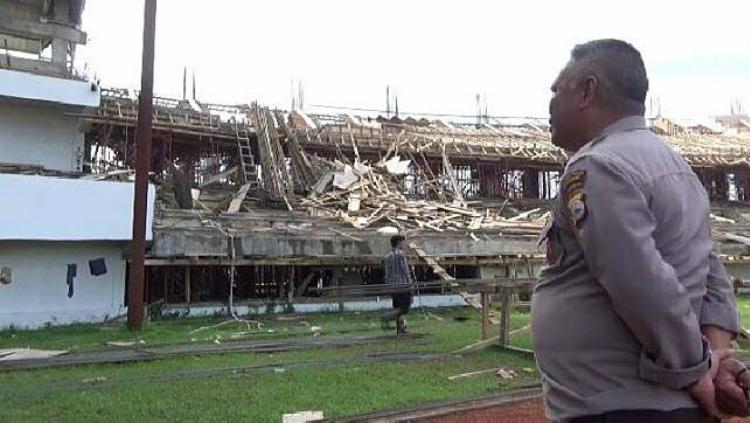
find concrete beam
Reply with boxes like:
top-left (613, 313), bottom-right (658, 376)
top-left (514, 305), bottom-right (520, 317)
top-left (150, 228), bottom-right (541, 261)
top-left (0, 15), bottom-right (86, 45)
top-left (0, 34), bottom-right (42, 54)
top-left (0, 54), bottom-right (68, 77)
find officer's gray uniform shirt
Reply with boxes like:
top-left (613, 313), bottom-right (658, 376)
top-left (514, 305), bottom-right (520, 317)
top-left (531, 116), bottom-right (741, 421)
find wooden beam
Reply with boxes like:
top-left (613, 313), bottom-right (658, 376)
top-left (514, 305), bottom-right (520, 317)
top-left (199, 166), bottom-right (238, 187)
top-left (452, 324), bottom-right (530, 355)
top-left (77, 116), bottom-right (239, 141)
top-left (163, 268), bottom-right (169, 303)
top-left (227, 183), bottom-right (252, 213)
top-left (723, 232), bottom-right (750, 246)
top-left (480, 291), bottom-right (490, 340)
top-left (453, 335), bottom-right (500, 355)
top-left (448, 367), bottom-right (501, 381)
top-left (498, 286), bottom-right (513, 347)
top-left (408, 241), bottom-right (489, 312)
top-left (295, 271), bottom-right (317, 297)
top-left (184, 266), bottom-right (191, 304)
top-left (0, 15), bottom-right (87, 44)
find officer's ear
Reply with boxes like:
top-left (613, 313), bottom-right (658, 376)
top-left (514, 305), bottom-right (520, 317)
top-left (578, 75), bottom-right (599, 110)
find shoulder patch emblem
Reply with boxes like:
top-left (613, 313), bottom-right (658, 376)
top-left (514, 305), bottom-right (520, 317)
top-left (562, 170), bottom-right (587, 229)
top-left (567, 192), bottom-right (587, 227)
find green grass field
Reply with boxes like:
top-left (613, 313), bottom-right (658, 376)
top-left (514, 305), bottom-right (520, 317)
top-left (0, 306), bottom-right (537, 422)
top-left (2, 296), bottom-right (747, 422)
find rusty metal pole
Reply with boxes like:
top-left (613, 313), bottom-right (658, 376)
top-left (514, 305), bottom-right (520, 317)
top-left (128, 0), bottom-right (157, 330)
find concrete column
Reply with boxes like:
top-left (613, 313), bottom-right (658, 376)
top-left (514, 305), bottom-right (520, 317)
top-left (51, 0), bottom-right (70, 69)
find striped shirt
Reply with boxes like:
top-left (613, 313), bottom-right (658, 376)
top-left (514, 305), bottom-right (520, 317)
top-left (382, 248), bottom-right (413, 285)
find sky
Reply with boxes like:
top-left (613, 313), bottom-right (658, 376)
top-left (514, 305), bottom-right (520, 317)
top-left (76, 0), bottom-right (750, 120)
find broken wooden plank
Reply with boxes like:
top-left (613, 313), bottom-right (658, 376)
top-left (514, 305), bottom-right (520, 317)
top-left (448, 367), bottom-right (501, 381)
top-left (711, 213), bottom-right (736, 224)
top-left (452, 336), bottom-right (500, 355)
top-left (451, 325), bottom-right (530, 355)
top-left (508, 208), bottom-right (541, 222)
top-left (407, 241), bottom-right (488, 312)
top-left (227, 183), bottom-right (252, 213)
top-left (498, 286), bottom-right (513, 347)
top-left (468, 216), bottom-right (484, 230)
top-left (440, 142), bottom-right (466, 207)
top-left (481, 291), bottom-right (490, 340)
top-left (295, 272), bottom-right (317, 297)
top-left (199, 166), bottom-right (238, 187)
top-left (723, 232), bottom-right (750, 246)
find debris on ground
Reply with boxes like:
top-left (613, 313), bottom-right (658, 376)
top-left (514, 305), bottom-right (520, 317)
top-left (496, 368), bottom-right (517, 380)
top-left (448, 367), bottom-right (518, 381)
top-left (282, 411), bottom-right (324, 423)
top-left (448, 367), bottom-right (503, 381)
top-left (188, 319), bottom-right (262, 334)
top-left (106, 341), bottom-right (137, 347)
top-left (0, 348), bottom-right (69, 361)
top-left (82, 376), bottom-right (108, 384)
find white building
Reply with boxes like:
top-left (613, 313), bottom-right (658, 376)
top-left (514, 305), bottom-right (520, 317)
top-left (0, 0), bottom-right (154, 329)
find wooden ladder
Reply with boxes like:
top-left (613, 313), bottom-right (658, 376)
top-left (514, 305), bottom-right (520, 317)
top-left (235, 122), bottom-right (259, 186)
top-left (408, 241), bottom-right (497, 324)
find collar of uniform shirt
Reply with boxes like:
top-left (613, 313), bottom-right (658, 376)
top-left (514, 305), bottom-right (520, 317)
top-left (566, 115), bottom-right (649, 167)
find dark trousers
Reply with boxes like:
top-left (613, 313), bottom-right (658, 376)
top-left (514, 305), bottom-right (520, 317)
top-left (382, 293), bottom-right (412, 333)
top-left (568, 408), bottom-right (714, 423)
top-left (391, 293), bottom-right (412, 314)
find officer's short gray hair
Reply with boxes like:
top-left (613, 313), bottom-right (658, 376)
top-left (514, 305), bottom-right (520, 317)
top-left (564, 39), bottom-right (649, 116)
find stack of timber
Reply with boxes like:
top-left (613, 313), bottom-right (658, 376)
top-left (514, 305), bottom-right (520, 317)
top-left (300, 151), bottom-right (548, 234)
top-left (274, 110), bottom-right (318, 191)
top-left (249, 104), bottom-right (294, 210)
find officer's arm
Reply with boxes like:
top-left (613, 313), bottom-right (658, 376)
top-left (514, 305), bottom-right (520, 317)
top-left (701, 250), bottom-right (741, 337)
top-left (570, 156), bottom-right (709, 389)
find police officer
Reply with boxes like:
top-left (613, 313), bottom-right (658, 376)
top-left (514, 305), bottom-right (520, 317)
top-left (532, 39), bottom-right (749, 422)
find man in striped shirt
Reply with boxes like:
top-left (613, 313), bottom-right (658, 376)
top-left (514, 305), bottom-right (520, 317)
top-left (381, 235), bottom-right (413, 334)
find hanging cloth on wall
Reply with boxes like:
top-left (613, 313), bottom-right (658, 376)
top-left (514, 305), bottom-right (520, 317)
top-left (66, 264), bottom-right (77, 298)
top-left (0, 267), bottom-right (11, 285)
top-left (89, 258), bottom-right (107, 276)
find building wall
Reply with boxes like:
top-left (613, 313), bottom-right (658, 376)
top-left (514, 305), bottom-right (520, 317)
top-left (0, 241), bottom-right (126, 329)
top-left (0, 174), bottom-right (155, 241)
top-left (0, 101), bottom-right (84, 172)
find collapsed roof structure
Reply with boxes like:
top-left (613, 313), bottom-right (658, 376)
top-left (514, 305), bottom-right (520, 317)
top-left (66, 88), bottom-right (750, 312)
top-left (2, 1), bottom-right (750, 324)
